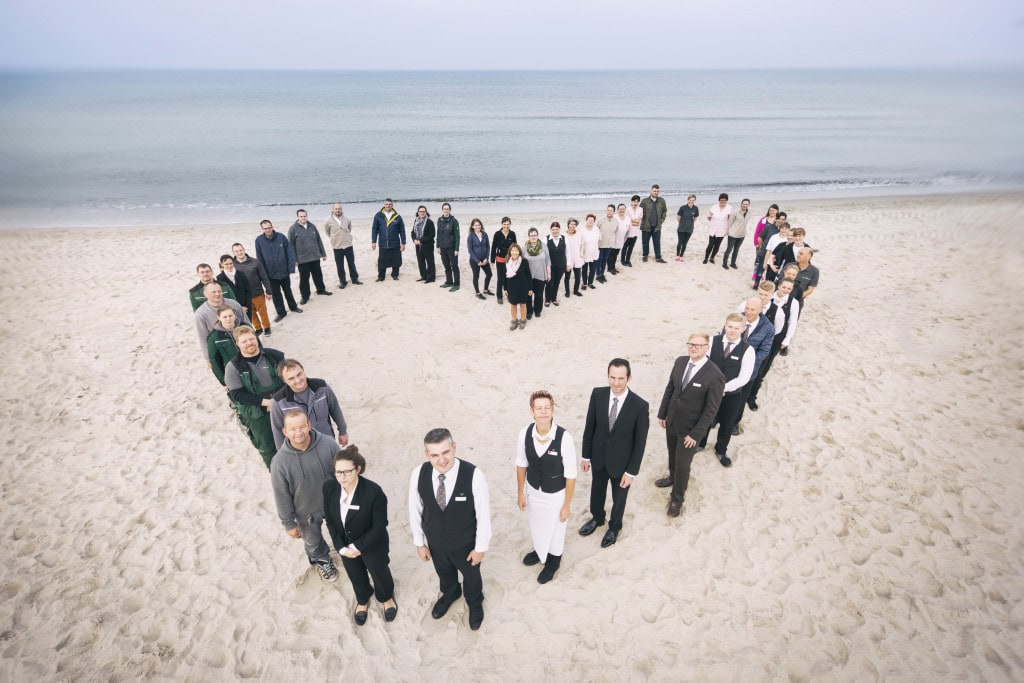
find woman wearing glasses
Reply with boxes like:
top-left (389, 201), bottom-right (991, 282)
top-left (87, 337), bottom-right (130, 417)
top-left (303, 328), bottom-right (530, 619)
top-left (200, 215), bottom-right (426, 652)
top-left (323, 445), bottom-right (398, 625)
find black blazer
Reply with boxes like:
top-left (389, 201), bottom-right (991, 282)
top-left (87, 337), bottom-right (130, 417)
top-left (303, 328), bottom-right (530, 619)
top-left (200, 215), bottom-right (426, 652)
top-left (322, 476), bottom-right (390, 556)
top-left (582, 387), bottom-right (649, 478)
top-left (217, 270), bottom-right (254, 308)
top-left (657, 357), bottom-right (725, 442)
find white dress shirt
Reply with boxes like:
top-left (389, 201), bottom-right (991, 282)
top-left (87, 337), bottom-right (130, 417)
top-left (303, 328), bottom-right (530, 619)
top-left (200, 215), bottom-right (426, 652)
top-left (719, 338), bottom-right (756, 393)
top-left (408, 459), bottom-right (492, 552)
top-left (515, 423), bottom-right (578, 480)
top-left (338, 479), bottom-right (359, 553)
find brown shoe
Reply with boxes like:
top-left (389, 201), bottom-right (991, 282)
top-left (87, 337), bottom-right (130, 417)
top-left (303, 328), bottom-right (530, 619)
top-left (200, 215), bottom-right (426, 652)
top-left (654, 476), bottom-right (673, 488)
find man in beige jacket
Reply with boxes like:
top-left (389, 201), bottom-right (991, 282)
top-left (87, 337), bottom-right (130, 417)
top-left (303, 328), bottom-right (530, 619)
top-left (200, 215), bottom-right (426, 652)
top-left (324, 203), bottom-right (362, 288)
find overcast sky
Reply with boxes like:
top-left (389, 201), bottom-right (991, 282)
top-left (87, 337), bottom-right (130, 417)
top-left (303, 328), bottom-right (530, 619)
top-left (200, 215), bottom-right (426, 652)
top-left (2, 0), bottom-right (1022, 70)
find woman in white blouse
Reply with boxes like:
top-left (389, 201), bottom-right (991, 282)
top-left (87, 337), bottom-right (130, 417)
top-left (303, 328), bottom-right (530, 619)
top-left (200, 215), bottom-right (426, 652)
top-left (563, 219), bottom-right (586, 297)
top-left (516, 390), bottom-right (577, 584)
top-left (579, 214), bottom-right (601, 290)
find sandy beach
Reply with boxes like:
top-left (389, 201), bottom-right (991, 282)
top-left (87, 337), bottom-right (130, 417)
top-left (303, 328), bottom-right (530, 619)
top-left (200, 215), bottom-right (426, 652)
top-left (0, 192), bottom-right (1022, 681)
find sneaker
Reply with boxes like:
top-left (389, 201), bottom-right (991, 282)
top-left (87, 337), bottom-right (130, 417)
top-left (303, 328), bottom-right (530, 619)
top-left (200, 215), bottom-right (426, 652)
top-left (317, 560), bottom-right (339, 583)
top-left (552, 300), bottom-right (559, 306)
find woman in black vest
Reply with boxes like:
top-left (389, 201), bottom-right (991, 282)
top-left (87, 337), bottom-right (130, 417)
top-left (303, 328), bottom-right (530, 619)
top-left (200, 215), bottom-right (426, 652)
top-left (323, 446), bottom-right (398, 626)
top-left (515, 390), bottom-right (577, 583)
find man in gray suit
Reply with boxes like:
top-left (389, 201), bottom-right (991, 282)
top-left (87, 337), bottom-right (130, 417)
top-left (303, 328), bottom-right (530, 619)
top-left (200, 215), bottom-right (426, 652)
top-left (655, 333), bottom-right (725, 517)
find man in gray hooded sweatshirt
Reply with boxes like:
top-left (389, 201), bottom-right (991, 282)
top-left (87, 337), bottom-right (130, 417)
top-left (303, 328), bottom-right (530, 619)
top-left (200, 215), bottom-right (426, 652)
top-left (270, 410), bottom-right (341, 582)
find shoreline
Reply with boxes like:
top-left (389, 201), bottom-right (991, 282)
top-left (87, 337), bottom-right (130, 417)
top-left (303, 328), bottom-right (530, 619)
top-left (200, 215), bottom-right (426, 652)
top-left (2, 187), bottom-right (1022, 233)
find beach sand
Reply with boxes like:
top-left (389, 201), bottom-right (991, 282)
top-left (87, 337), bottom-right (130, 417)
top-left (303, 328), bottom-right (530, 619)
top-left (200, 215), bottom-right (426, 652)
top-left (0, 193), bottom-right (1022, 680)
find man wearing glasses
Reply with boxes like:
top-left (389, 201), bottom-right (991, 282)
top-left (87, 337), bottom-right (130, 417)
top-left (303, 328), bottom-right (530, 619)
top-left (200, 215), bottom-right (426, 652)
top-left (655, 333), bottom-right (725, 517)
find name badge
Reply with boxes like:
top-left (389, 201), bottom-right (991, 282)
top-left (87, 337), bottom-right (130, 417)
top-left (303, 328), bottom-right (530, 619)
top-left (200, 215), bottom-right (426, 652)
top-left (729, 355), bottom-right (739, 360)
top-left (454, 496), bottom-right (467, 502)
top-left (546, 449), bottom-right (559, 456)
top-left (693, 383), bottom-right (702, 388)
top-left (348, 505), bottom-right (360, 510)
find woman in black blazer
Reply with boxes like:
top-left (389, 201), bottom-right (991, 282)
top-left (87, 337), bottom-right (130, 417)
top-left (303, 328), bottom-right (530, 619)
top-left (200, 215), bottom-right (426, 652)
top-left (323, 446), bottom-right (397, 625)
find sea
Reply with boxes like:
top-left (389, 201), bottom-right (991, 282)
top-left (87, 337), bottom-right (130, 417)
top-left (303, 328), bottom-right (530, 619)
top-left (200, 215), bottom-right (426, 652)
top-left (1, 69), bottom-right (1022, 228)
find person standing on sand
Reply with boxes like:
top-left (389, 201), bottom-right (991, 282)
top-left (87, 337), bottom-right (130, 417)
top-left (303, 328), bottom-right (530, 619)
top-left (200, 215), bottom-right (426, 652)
top-left (791, 247), bottom-right (819, 304)
top-left (523, 228), bottom-right (550, 321)
top-left (579, 358), bottom-right (650, 548)
top-left (466, 218), bottom-right (494, 300)
top-left (490, 217), bottom-right (517, 305)
top-left (195, 282), bottom-right (249, 356)
top-left (611, 203), bottom-right (629, 271)
top-left (675, 195), bottom-right (699, 262)
top-left (409, 428), bottom-right (492, 631)
top-left (436, 203), bottom-right (461, 292)
top-left (225, 325), bottom-right (285, 468)
top-left (746, 278), bottom-right (799, 412)
top-left (655, 333), bottom-right (725, 517)
top-left (700, 314), bottom-right (756, 467)
top-left (207, 306), bottom-right (248, 386)
top-left (621, 194), bottom-right (643, 267)
top-left (751, 204), bottom-right (779, 285)
top-left (271, 410), bottom-right (341, 584)
top-left (503, 243), bottom-right (533, 331)
top-left (516, 390), bottom-right (576, 584)
top-left (189, 262), bottom-right (236, 311)
top-left (579, 214), bottom-right (600, 290)
top-left (256, 219), bottom-right (302, 321)
top-left (323, 203), bottom-right (363, 289)
top-left (411, 205), bottom-right (437, 284)
top-left (722, 198), bottom-right (751, 270)
top-left (639, 184), bottom-right (668, 263)
top-left (268, 358), bottom-right (349, 450)
top-left (595, 204), bottom-right (617, 282)
top-left (564, 219), bottom-right (585, 297)
top-left (545, 221), bottom-right (568, 307)
top-left (371, 199), bottom-right (406, 282)
top-left (217, 254), bottom-right (253, 319)
top-left (704, 193), bottom-right (732, 265)
top-left (232, 242), bottom-right (274, 336)
top-left (288, 209), bottom-right (332, 304)
top-left (730, 295), bottom-right (775, 435)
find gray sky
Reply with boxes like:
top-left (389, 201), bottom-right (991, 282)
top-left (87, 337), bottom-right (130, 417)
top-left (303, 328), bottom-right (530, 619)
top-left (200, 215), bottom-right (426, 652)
top-left (1, 0), bottom-right (1022, 70)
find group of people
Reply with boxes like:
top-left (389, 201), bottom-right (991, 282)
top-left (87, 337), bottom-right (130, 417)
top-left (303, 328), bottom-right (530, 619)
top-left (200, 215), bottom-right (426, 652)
top-left (185, 186), bottom-right (822, 630)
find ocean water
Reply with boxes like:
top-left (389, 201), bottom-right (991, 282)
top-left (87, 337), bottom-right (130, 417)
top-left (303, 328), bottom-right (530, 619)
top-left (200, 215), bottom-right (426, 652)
top-left (0, 69), bottom-right (1022, 227)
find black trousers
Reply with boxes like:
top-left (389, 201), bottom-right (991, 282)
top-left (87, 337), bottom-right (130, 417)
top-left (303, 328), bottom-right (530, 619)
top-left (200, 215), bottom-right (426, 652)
top-left (298, 260), bottom-right (327, 299)
top-left (704, 236), bottom-right (725, 262)
top-left (430, 542), bottom-right (483, 608)
top-left (268, 276), bottom-right (298, 315)
top-left (530, 278), bottom-right (545, 317)
top-left (722, 236), bottom-right (744, 267)
top-left (747, 333), bottom-right (785, 404)
top-left (546, 269), bottom-right (565, 302)
top-left (440, 248), bottom-right (459, 285)
top-left (469, 261), bottom-right (492, 293)
top-left (607, 248), bottom-right (620, 271)
top-left (582, 262), bottom-right (596, 286)
top-left (415, 243), bottom-right (436, 282)
top-left (589, 465), bottom-right (631, 531)
top-left (676, 231), bottom-right (693, 257)
top-left (621, 236), bottom-right (637, 264)
top-left (709, 391), bottom-right (745, 455)
top-left (332, 247), bottom-right (358, 285)
top-left (340, 549), bottom-right (395, 605)
top-left (666, 428), bottom-right (700, 503)
top-left (641, 230), bottom-right (662, 258)
top-left (495, 261), bottom-right (507, 299)
top-left (568, 268), bottom-right (581, 294)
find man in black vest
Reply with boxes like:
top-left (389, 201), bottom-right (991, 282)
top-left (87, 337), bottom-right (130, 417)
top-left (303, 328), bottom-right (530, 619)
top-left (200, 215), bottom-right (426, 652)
top-left (655, 333), bottom-right (726, 517)
top-left (579, 358), bottom-right (650, 548)
top-left (408, 428), bottom-right (492, 630)
top-left (702, 314), bottom-right (756, 467)
top-left (545, 222), bottom-right (568, 307)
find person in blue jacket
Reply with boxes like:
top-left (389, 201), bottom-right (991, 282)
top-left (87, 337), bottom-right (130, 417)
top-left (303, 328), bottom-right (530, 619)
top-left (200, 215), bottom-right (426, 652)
top-left (255, 219), bottom-right (302, 322)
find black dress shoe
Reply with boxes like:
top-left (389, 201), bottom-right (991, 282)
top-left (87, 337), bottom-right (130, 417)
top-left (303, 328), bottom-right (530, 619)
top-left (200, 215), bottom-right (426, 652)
top-left (391, 275), bottom-right (399, 281)
top-left (718, 454), bottom-right (733, 468)
top-left (317, 290), bottom-right (332, 296)
top-left (600, 528), bottom-right (619, 548)
top-left (655, 257), bottom-right (667, 263)
top-left (273, 313), bottom-right (286, 323)
top-left (747, 398), bottom-right (759, 411)
top-left (352, 280), bottom-right (363, 285)
top-left (654, 476), bottom-right (674, 488)
top-left (290, 307), bottom-right (303, 313)
top-left (431, 586), bottom-right (462, 619)
top-left (779, 347), bottom-right (789, 356)
top-left (667, 500), bottom-right (682, 517)
top-left (338, 283), bottom-right (347, 289)
top-left (468, 605), bottom-right (484, 631)
top-left (299, 297), bottom-right (309, 305)
top-left (384, 603), bottom-right (398, 622)
top-left (731, 424), bottom-right (740, 436)
top-left (578, 518), bottom-right (605, 536)
top-left (354, 607), bottom-right (368, 626)
top-left (376, 277), bottom-right (385, 282)
top-left (522, 550), bottom-right (540, 566)
top-left (416, 278), bottom-right (425, 282)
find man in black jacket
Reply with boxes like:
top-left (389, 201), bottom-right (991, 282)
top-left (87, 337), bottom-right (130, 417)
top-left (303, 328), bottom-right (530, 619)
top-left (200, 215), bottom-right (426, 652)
top-left (545, 222), bottom-right (567, 307)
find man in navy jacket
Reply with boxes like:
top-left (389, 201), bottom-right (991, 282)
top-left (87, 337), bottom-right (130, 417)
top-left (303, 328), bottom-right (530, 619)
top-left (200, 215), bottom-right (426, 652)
top-left (255, 219), bottom-right (302, 322)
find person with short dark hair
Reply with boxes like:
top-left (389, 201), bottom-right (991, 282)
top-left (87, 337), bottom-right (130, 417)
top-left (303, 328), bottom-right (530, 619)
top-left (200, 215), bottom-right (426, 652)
top-left (232, 242), bottom-right (274, 335)
top-left (595, 204), bottom-right (617, 282)
top-left (704, 193), bottom-right (732, 264)
top-left (564, 219), bottom-right (585, 297)
top-left (324, 203), bottom-right (362, 289)
top-left (288, 208), bottom-right (332, 304)
top-left (436, 202), bottom-right (461, 291)
top-left (323, 445), bottom-right (398, 625)
top-left (503, 243), bottom-right (533, 330)
top-left (466, 218), bottom-right (493, 299)
top-left (194, 282), bottom-right (249, 356)
top-left (255, 219), bottom-right (302, 321)
top-left (490, 217), bottom-right (517, 305)
top-left (271, 411), bottom-right (341, 583)
top-left (189, 262), bottom-right (236, 311)
top-left (269, 359), bottom-right (349, 449)
top-left (206, 306), bottom-right (248, 386)
top-left (545, 221), bottom-right (567, 307)
top-left (702, 314), bottom-right (756, 466)
top-left (639, 185), bottom-right (668, 263)
top-left (523, 228), bottom-right (550, 321)
top-left (751, 204), bottom-right (780, 288)
top-left (225, 326), bottom-right (284, 468)
top-left (621, 194), bottom-right (643, 267)
top-left (408, 428), bottom-right (492, 630)
top-left (675, 195), bottom-right (699, 262)
top-left (579, 214), bottom-right (600, 289)
top-left (579, 359), bottom-right (650, 547)
top-left (371, 199), bottom-right (406, 281)
top-left (722, 198), bottom-right (751, 270)
top-left (217, 253), bottom-right (253, 319)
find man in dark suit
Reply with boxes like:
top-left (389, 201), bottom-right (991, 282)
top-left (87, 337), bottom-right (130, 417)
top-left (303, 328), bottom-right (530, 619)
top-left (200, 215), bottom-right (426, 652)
top-left (733, 296), bottom-right (776, 431)
top-left (579, 358), bottom-right (650, 548)
top-left (408, 428), bottom-right (491, 630)
top-left (655, 333), bottom-right (725, 517)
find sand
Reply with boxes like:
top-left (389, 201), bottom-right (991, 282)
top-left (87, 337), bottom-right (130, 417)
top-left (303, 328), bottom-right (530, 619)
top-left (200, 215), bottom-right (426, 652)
top-left (0, 192), bottom-right (1022, 681)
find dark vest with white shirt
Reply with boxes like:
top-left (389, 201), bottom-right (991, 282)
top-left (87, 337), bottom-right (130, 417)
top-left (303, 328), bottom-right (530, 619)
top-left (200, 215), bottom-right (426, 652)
top-left (524, 424), bottom-right (567, 494)
top-left (418, 460), bottom-right (477, 552)
top-left (766, 295), bottom-right (794, 339)
top-left (709, 334), bottom-right (750, 394)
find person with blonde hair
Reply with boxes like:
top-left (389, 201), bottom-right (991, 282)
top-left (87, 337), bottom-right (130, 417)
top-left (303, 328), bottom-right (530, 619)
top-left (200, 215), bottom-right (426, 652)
top-left (516, 390), bottom-right (577, 583)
